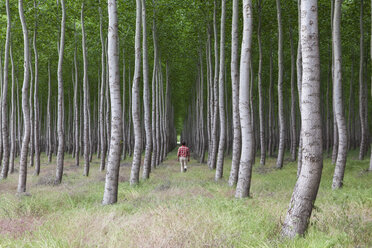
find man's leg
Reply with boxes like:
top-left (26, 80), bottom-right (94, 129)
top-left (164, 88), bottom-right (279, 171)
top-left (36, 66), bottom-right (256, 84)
top-left (180, 157), bottom-right (184, 172)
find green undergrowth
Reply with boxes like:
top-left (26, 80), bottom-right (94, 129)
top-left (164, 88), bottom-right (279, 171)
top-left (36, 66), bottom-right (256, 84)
top-left (0, 150), bottom-right (371, 247)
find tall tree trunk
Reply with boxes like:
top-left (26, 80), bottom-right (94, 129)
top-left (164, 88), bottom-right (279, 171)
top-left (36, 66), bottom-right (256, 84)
top-left (296, 0), bottom-right (303, 176)
top-left (276, 0), bottom-right (285, 169)
top-left (47, 61), bottom-right (52, 163)
top-left (228, 0), bottom-right (241, 186)
top-left (332, 0), bottom-right (348, 189)
top-left (359, 0), bottom-right (367, 160)
top-left (235, 0), bottom-right (254, 198)
top-left (130, 0), bottom-right (142, 185)
top-left (122, 48), bottom-right (126, 160)
top-left (210, 0), bottom-right (219, 170)
top-left (29, 58), bottom-right (34, 168)
top-left (1, 0), bottom-right (11, 179)
top-left (9, 42), bottom-right (15, 174)
top-left (99, 1), bottom-right (106, 171)
top-left (281, 0), bottom-right (323, 237)
top-left (74, 23), bottom-right (79, 167)
top-left (142, 0), bottom-right (152, 179)
top-left (55, 0), bottom-right (65, 184)
top-left (215, 0), bottom-right (226, 181)
top-left (268, 47), bottom-right (274, 157)
top-left (82, 2), bottom-right (90, 176)
top-left (257, 0), bottom-right (265, 166)
top-left (207, 28), bottom-right (213, 168)
top-left (102, 0), bottom-right (122, 205)
top-left (326, 49), bottom-right (331, 154)
top-left (33, 0), bottom-right (40, 176)
top-left (289, 26), bottom-right (296, 162)
top-left (17, 0), bottom-right (31, 193)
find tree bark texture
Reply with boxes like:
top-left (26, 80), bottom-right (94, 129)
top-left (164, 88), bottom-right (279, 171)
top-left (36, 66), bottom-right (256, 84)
top-left (102, 0), bottom-right (123, 205)
top-left (228, 0), bottom-right (241, 186)
top-left (235, 0), bottom-right (254, 199)
top-left (281, 0), bottom-right (323, 238)
top-left (142, 0), bottom-right (152, 180)
top-left (276, 0), bottom-right (285, 169)
top-left (332, 0), bottom-right (348, 189)
top-left (55, 0), bottom-right (65, 184)
top-left (1, 0), bottom-right (11, 179)
top-left (130, 0), bottom-right (142, 185)
top-left (17, 0), bottom-right (31, 193)
top-left (215, 0), bottom-right (226, 181)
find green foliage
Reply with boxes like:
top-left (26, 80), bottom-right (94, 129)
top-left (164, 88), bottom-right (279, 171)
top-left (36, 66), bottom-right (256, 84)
top-left (0, 0), bottom-right (371, 132)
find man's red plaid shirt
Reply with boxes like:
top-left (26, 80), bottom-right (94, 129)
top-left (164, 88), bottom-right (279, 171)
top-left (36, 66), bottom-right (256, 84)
top-left (177, 146), bottom-right (190, 158)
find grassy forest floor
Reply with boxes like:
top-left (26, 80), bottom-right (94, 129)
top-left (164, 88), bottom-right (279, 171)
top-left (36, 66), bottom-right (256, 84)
top-left (0, 150), bottom-right (371, 248)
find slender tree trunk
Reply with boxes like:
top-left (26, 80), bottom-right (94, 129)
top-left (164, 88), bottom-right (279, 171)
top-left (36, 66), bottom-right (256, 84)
top-left (210, 0), bottom-right (219, 170)
top-left (228, 0), bottom-right (241, 186)
top-left (142, 0), bottom-right (152, 179)
top-left (9, 42), bottom-right (15, 174)
top-left (151, 9), bottom-right (158, 169)
top-left (1, 0), bottom-right (11, 179)
top-left (281, 0), bottom-right (323, 237)
top-left (130, 0), bottom-right (142, 185)
top-left (297, 0), bottom-right (303, 176)
top-left (249, 61), bottom-right (256, 164)
top-left (215, 0), bottom-right (226, 181)
top-left (289, 26), bottom-right (296, 162)
top-left (257, 0), bottom-right (265, 166)
top-left (268, 47), bottom-right (273, 157)
top-left (33, 0), bottom-right (40, 176)
top-left (235, 0), bottom-right (254, 198)
top-left (17, 75), bottom-right (21, 157)
top-left (102, 0), bottom-right (122, 205)
top-left (276, 0), bottom-right (285, 169)
top-left (359, 0), bottom-right (367, 160)
top-left (82, 2), bottom-right (90, 176)
top-left (105, 51), bottom-right (111, 156)
top-left (326, 50), bottom-right (331, 154)
top-left (74, 23), bottom-right (79, 167)
top-left (122, 48), bottom-right (126, 160)
top-left (29, 58), bottom-right (34, 168)
top-left (332, 0), bottom-right (348, 189)
top-left (55, 0), bottom-right (65, 184)
top-left (47, 61), bottom-right (52, 163)
top-left (17, 0), bottom-right (31, 193)
top-left (99, 1), bottom-right (107, 171)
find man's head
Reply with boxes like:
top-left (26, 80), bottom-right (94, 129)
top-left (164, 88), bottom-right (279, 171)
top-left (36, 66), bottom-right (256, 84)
top-left (181, 141), bottom-right (186, 146)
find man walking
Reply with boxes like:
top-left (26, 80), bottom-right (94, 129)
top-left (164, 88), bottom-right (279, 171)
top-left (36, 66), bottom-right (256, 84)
top-left (177, 141), bottom-right (190, 172)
